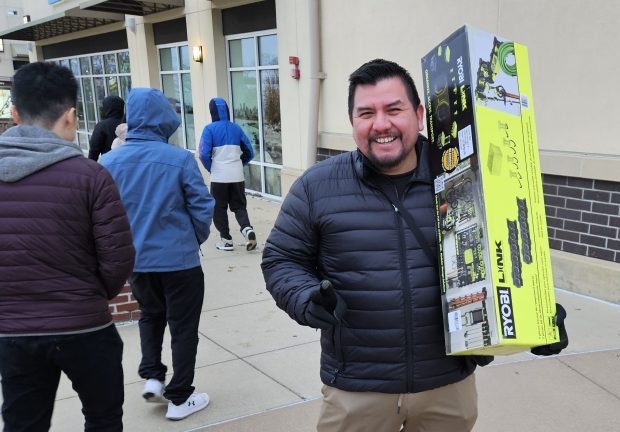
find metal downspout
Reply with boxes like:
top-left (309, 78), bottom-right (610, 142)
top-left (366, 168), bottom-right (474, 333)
top-left (306, 0), bottom-right (323, 167)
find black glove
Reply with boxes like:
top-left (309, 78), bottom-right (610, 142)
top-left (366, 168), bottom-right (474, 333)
top-left (472, 355), bottom-right (494, 367)
top-left (531, 303), bottom-right (568, 356)
top-left (304, 280), bottom-right (347, 330)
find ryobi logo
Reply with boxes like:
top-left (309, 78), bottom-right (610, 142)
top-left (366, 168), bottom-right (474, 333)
top-left (456, 56), bottom-right (465, 84)
top-left (497, 286), bottom-right (516, 338)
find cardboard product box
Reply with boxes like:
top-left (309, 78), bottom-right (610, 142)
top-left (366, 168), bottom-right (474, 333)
top-left (421, 25), bottom-right (560, 355)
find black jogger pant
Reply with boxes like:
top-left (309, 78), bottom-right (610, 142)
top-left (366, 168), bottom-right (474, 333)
top-left (210, 181), bottom-right (252, 239)
top-left (0, 325), bottom-right (124, 432)
top-left (129, 266), bottom-right (204, 405)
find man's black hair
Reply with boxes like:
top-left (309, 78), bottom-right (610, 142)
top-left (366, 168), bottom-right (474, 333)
top-left (11, 62), bottom-right (78, 128)
top-left (348, 59), bottom-right (421, 119)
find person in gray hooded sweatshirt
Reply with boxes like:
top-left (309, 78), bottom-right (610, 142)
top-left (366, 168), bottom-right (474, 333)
top-left (0, 62), bottom-right (135, 431)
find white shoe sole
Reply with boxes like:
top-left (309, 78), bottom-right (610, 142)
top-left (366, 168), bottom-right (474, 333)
top-left (166, 394), bottom-right (210, 420)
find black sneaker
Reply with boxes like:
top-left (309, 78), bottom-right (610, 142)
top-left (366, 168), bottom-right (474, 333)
top-left (241, 227), bottom-right (257, 251)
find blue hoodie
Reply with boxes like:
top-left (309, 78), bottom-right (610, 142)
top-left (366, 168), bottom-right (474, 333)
top-left (101, 88), bottom-right (215, 272)
top-left (198, 97), bottom-right (254, 183)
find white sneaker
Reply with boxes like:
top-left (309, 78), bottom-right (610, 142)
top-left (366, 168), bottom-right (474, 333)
top-left (166, 392), bottom-right (210, 420)
top-left (216, 238), bottom-right (234, 251)
top-left (241, 227), bottom-right (257, 251)
top-left (142, 379), bottom-right (166, 403)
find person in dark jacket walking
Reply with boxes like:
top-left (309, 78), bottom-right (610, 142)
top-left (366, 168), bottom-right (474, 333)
top-left (0, 62), bottom-right (135, 431)
top-left (88, 95), bottom-right (124, 161)
top-left (198, 97), bottom-right (257, 251)
top-left (101, 88), bottom-right (215, 421)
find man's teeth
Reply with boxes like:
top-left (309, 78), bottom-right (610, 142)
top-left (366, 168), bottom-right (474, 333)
top-left (375, 136), bottom-right (396, 144)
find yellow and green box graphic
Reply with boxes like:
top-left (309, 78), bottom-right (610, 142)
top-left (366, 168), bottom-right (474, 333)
top-left (421, 25), bottom-right (560, 355)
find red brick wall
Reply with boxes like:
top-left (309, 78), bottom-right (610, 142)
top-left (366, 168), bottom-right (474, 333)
top-left (108, 282), bottom-right (141, 323)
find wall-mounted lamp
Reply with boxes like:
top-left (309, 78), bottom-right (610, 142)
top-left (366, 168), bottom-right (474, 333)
top-left (192, 46), bottom-right (203, 63)
top-left (0, 39), bottom-right (4, 53)
top-left (22, 15), bottom-right (31, 24)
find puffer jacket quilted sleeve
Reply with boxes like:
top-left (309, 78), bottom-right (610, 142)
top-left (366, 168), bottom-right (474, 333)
top-left (262, 174), bottom-right (320, 326)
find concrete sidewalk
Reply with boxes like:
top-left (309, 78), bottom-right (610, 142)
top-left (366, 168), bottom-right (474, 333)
top-left (6, 196), bottom-right (619, 431)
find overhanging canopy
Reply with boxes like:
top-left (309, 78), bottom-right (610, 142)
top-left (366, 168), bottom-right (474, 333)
top-left (0, 1), bottom-right (185, 42)
top-left (0, 8), bottom-right (123, 41)
top-left (80, 0), bottom-right (184, 16)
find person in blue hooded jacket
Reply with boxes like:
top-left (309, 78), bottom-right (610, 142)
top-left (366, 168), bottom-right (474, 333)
top-left (100, 88), bottom-right (215, 421)
top-left (198, 97), bottom-right (257, 251)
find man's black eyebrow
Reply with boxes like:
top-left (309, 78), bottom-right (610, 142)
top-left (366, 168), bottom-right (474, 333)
top-left (354, 99), bottom-right (405, 113)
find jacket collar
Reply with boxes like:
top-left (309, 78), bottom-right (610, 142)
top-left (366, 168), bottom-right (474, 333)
top-left (353, 135), bottom-right (433, 184)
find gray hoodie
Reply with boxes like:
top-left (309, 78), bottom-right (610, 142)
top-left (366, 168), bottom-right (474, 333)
top-left (0, 125), bottom-right (83, 183)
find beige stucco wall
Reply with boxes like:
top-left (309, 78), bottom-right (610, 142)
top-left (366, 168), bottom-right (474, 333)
top-left (276, 0), bottom-right (620, 190)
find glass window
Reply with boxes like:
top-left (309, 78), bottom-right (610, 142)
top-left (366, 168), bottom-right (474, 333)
top-left (76, 80), bottom-right (85, 130)
top-left (49, 50), bottom-right (131, 154)
top-left (81, 78), bottom-right (96, 131)
top-left (228, 32), bottom-right (281, 197)
top-left (92, 55), bottom-right (104, 75)
top-left (79, 57), bottom-right (91, 75)
top-left (258, 35), bottom-right (278, 66)
top-left (104, 54), bottom-right (117, 74)
top-left (70, 58), bottom-right (80, 76)
top-left (158, 43), bottom-right (194, 151)
top-left (93, 77), bottom-right (106, 119)
top-left (107, 76), bottom-right (119, 96)
top-left (243, 164), bottom-right (262, 192)
top-left (77, 132), bottom-right (89, 151)
top-left (179, 45), bottom-right (190, 71)
top-left (231, 71), bottom-right (259, 161)
top-left (182, 74), bottom-right (195, 150)
top-left (0, 88), bottom-right (11, 119)
top-left (118, 52), bottom-right (130, 73)
top-left (265, 166), bottom-right (281, 196)
top-left (159, 47), bottom-right (178, 71)
top-left (161, 74), bottom-right (181, 147)
top-left (120, 76), bottom-right (131, 99)
top-left (260, 70), bottom-right (281, 164)
top-left (229, 38), bottom-right (256, 68)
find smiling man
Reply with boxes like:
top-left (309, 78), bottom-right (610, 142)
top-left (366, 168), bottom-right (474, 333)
top-left (261, 59), bottom-right (492, 431)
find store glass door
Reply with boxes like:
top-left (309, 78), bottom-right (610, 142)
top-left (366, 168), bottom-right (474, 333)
top-left (227, 31), bottom-right (281, 198)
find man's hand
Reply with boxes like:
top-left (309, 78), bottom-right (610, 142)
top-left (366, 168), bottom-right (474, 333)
top-left (304, 280), bottom-right (347, 330)
top-left (531, 303), bottom-right (568, 356)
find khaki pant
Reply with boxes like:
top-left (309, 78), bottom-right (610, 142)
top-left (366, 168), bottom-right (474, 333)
top-left (317, 374), bottom-right (477, 432)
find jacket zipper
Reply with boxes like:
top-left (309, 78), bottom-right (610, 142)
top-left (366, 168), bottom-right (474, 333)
top-left (358, 170), bottom-right (423, 393)
top-left (330, 320), bottom-right (345, 384)
top-left (392, 202), bottom-right (415, 393)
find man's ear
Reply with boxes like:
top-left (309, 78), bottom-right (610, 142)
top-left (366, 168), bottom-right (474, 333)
top-left (416, 104), bottom-right (425, 132)
top-left (10, 105), bottom-right (21, 124)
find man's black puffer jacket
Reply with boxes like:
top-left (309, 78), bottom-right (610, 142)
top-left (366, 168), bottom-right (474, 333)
top-left (262, 138), bottom-right (478, 393)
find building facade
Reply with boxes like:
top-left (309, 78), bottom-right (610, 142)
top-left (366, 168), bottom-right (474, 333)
top-left (1, 0), bottom-right (618, 302)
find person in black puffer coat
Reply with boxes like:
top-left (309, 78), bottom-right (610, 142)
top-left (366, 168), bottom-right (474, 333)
top-left (88, 95), bottom-right (124, 160)
top-left (262, 59), bottom-right (487, 432)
